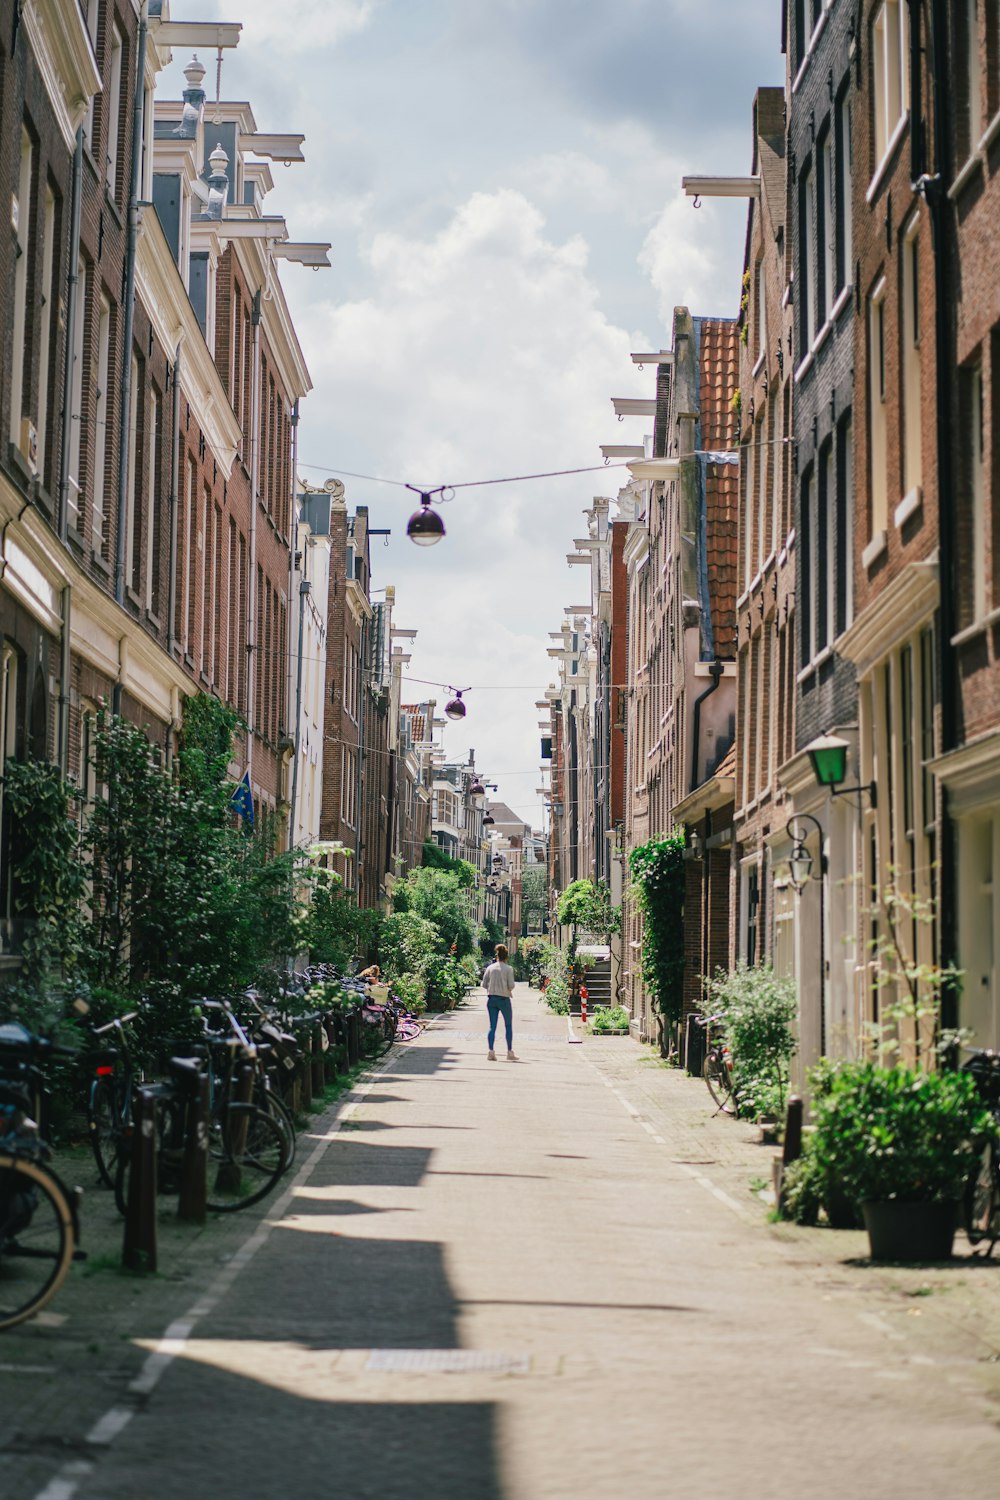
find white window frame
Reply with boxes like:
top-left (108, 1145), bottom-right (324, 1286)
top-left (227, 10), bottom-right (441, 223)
top-left (901, 217), bottom-right (922, 504)
top-left (836, 92), bottom-right (853, 291)
top-left (971, 364), bottom-right (986, 621)
top-left (36, 185), bottom-right (56, 489)
top-left (821, 131), bottom-right (835, 322)
top-left (124, 353), bottom-right (139, 593)
top-left (10, 129), bottom-right (33, 450)
top-left (803, 164), bottom-right (817, 348)
top-left (106, 26), bottom-right (123, 199)
top-left (144, 389), bottom-right (158, 612)
top-left (67, 259), bottom-right (87, 526)
top-left (872, 0), bottom-right (909, 171)
top-left (868, 278), bottom-right (889, 544)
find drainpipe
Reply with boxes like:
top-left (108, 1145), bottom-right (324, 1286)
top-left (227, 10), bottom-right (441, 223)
top-left (689, 658), bottom-right (724, 794)
top-left (923, 0), bottom-right (958, 1028)
top-left (245, 289), bottom-right (262, 780)
top-left (113, 1), bottom-right (148, 606)
top-left (57, 128), bottom-right (84, 545)
top-left (166, 342), bottom-right (182, 657)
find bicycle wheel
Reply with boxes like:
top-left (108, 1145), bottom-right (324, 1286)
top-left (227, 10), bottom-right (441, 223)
top-left (206, 1104), bottom-right (287, 1212)
top-left (88, 1079), bottom-right (119, 1188)
top-left (966, 1140), bottom-right (999, 1249)
top-left (360, 1017), bottom-right (392, 1060)
top-left (0, 1154), bottom-right (75, 1331)
top-left (255, 1084), bottom-right (297, 1168)
top-left (703, 1051), bottom-right (737, 1115)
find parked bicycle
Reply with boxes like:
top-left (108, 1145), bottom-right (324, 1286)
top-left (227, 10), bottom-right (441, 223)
top-left (698, 1014), bottom-right (737, 1116)
top-left (963, 1046), bottom-right (1000, 1254)
top-left (86, 1011), bottom-right (140, 1187)
top-left (0, 1022), bottom-right (84, 1331)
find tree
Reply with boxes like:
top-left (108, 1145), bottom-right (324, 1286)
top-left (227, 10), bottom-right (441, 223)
top-left (393, 867), bottom-right (476, 957)
top-left (628, 833), bottom-right (685, 1056)
top-left (519, 865), bottom-right (547, 933)
top-left (555, 879), bottom-right (621, 948)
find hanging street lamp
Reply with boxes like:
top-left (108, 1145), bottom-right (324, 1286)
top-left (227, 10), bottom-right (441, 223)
top-left (405, 484), bottom-right (451, 546)
top-left (445, 688), bottom-right (468, 721)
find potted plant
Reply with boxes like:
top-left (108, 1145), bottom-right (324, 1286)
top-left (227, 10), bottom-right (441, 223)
top-left (806, 1061), bottom-right (994, 1259)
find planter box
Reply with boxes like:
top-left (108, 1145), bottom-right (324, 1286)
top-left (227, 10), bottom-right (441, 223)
top-left (862, 1199), bottom-right (957, 1262)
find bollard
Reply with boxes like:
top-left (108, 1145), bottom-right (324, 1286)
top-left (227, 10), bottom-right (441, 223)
top-left (312, 1024), bottom-right (327, 1093)
top-left (580, 986), bottom-right (588, 1027)
top-left (300, 1032), bottom-right (314, 1111)
top-left (782, 1095), bottom-right (804, 1166)
top-left (324, 1018), bottom-right (339, 1083)
top-left (214, 1064), bottom-right (254, 1197)
top-left (177, 1070), bottom-right (208, 1224)
top-left (347, 1009), bottom-right (360, 1067)
top-left (122, 1087), bottom-right (158, 1273)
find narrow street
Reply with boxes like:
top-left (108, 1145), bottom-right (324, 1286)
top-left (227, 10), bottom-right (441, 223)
top-left (9, 990), bottom-right (999, 1500)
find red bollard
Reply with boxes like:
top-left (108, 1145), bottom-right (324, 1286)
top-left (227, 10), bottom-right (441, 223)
top-left (580, 985), bottom-right (588, 1027)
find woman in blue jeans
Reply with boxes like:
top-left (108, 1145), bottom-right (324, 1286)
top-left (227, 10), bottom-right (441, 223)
top-left (483, 942), bottom-right (517, 1061)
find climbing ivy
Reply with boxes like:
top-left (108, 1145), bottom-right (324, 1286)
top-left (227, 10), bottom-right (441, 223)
top-left (628, 832), bottom-right (686, 1044)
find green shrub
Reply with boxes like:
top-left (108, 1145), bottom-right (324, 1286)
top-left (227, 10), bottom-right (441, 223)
top-left (513, 937), bottom-right (554, 984)
top-left (704, 962), bottom-right (797, 1121)
top-left (628, 833), bottom-right (685, 1044)
top-left (588, 1004), bottom-right (630, 1034)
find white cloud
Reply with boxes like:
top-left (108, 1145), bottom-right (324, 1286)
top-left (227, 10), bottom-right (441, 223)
top-left (638, 191), bottom-right (744, 325)
top-left (233, 0), bottom-right (381, 54)
top-left (293, 187), bottom-right (649, 813)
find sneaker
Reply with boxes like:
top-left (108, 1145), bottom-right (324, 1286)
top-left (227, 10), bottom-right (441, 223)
top-left (507, 1050), bottom-right (519, 1061)
top-left (487, 1049), bottom-right (497, 1061)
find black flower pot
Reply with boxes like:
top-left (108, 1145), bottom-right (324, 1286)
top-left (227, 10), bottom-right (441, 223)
top-left (861, 1199), bottom-right (957, 1262)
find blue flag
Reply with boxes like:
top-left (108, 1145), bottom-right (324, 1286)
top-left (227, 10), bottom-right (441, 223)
top-left (231, 770), bottom-right (255, 826)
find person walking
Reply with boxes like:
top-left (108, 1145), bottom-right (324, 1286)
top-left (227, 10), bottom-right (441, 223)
top-left (483, 943), bottom-right (517, 1061)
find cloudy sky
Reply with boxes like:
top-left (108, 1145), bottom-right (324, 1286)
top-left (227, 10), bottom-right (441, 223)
top-left (160, 0), bottom-right (783, 824)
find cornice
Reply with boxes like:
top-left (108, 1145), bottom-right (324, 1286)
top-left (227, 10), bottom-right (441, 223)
top-left (837, 557), bottom-right (939, 677)
top-left (24, 0), bottom-right (102, 152)
top-left (136, 212), bottom-right (241, 476)
top-left (929, 729), bottom-right (1000, 815)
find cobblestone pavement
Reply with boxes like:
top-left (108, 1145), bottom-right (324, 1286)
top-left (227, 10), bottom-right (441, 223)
top-left (1, 990), bottom-right (999, 1500)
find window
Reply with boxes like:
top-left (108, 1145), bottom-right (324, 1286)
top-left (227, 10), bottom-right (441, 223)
top-left (901, 219), bottom-right (922, 502)
top-left (125, 354), bottom-right (140, 592)
top-left (92, 295), bottom-right (110, 554)
top-left (0, 646), bottom-right (21, 946)
top-left (835, 90), bottom-right (853, 293)
top-left (771, 393), bottom-right (783, 558)
top-left (83, 0), bottom-right (100, 148)
top-left (801, 164), bottom-right (817, 349)
top-left (969, 363), bottom-right (986, 620)
top-left (816, 440), bottom-right (833, 651)
top-left (963, 0), bottom-right (983, 159)
top-left (67, 260), bottom-right (87, 525)
top-left (756, 415), bottom-right (767, 574)
top-left (755, 257), bottom-right (767, 361)
top-left (144, 390), bottom-right (160, 615)
top-left (836, 414), bottom-right (854, 636)
top-left (868, 279), bottom-right (889, 541)
top-left (800, 466), bottom-right (814, 667)
top-left (36, 185), bottom-right (57, 489)
top-left (10, 129), bottom-right (33, 451)
top-left (872, 0), bottom-right (909, 168)
top-left (106, 27), bottom-right (123, 200)
top-left (819, 130), bottom-right (835, 322)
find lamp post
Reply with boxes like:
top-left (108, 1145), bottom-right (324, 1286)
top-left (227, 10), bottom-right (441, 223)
top-left (785, 811), bottom-right (828, 1057)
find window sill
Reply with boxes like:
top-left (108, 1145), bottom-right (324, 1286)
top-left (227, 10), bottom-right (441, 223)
top-left (866, 115), bottom-right (910, 203)
top-left (831, 284), bottom-right (852, 322)
top-left (948, 152), bottom-right (983, 201)
top-left (894, 487), bottom-right (922, 529)
top-left (752, 351), bottom-right (766, 380)
top-left (951, 605), bottom-right (1000, 647)
top-left (794, 348), bottom-right (814, 384)
top-left (810, 317), bottom-right (834, 359)
top-left (796, 642), bottom-right (835, 686)
top-left (980, 108), bottom-right (1000, 154)
top-left (862, 530), bottom-right (888, 570)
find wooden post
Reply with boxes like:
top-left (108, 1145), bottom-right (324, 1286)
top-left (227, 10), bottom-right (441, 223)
top-left (347, 1009), bottom-right (360, 1066)
top-left (324, 1018), bottom-right (339, 1084)
top-left (177, 1071), bottom-right (208, 1223)
top-left (122, 1088), bottom-right (158, 1273)
top-left (214, 1064), bottom-right (254, 1196)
